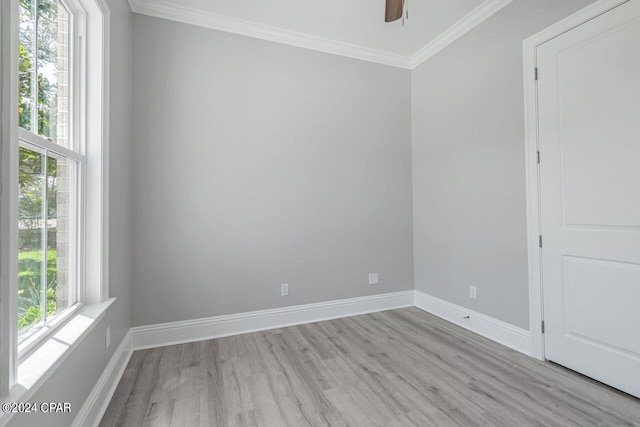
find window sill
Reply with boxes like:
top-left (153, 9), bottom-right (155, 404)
top-left (18, 304), bottom-right (85, 362)
top-left (0, 298), bottom-right (115, 425)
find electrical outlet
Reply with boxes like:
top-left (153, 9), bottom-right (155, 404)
top-left (368, 273), bottom-right (379, 285)
top-left (281, 283), bottom-right (289, 296)
top-left (106, 326), bottom-right (111, 349)
top-left (469, 285), bottom-right (477, 299)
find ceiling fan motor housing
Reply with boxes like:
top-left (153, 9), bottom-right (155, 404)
top-left (385, 0), bottom-right (404, 22)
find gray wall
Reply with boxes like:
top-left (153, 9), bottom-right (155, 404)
top-left (9, 1), bottom-right (608, 421)
top-left (131, 15), bottom-right (414, 326)
top-left (411, 0), bottom-right (594, 330)
top-left (8, 0), bottom-right (133, 424)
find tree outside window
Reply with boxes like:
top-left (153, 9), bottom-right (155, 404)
top-left (18, 0), bottom-right (74, 343)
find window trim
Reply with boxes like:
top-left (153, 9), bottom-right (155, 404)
top-left (1, 0), bottom-right (21, 397)
top-left (0, 0), bottom-right (110, 396)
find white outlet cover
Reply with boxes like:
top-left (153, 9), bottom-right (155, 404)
top-left (281, 283), bottom-right (289, 296)
top-left (369, 273), bottom-right (379, 285)
top-left (469, 285), bottom-right (477, 299)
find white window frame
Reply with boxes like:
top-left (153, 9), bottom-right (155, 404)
top-left (0, 0), bottom-right (110, 397)
top-left (16, 0), bottom-right (85, 360)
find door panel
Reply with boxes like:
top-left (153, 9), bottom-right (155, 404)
top-left (564, 256), bottom-right (640, 355)
top-left (558, 15), bottom-right (640, 228)
top-left (538, 0), bottom-right (640, 398)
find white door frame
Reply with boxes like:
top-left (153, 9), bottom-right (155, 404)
top-left (522, 0), bottom-right (631, 361)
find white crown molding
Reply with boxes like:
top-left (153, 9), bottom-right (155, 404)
top-left (409, 0), bottom-right (514, 69)
top-left (130, 291), bottom-right (415, 350)
top-left (128, 0), bottom-right (412, 69)
top-left (128, 0), bottom-right (512, 70)
top-left (414, 291), bottom-right (532, 356)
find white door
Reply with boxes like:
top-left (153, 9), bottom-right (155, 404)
top-left (538, 0), bottom-right (640, 398)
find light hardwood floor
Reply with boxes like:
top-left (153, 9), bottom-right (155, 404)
top-left (100, 308), bottom-right (640, 426)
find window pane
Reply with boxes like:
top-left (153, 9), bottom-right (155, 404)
top-left (46, 155), bottom-right (76, 320)
top-left (16, 0), bottom-right (79, 351)
top-left (37, 0), bottom-right (70, 146)
top-left (18, 0), bottom-right (36, 132)
top-left (18, 0), bottom-right (71, 148)
top-left (18, 148), bottom-right (77, 343)
top-left (18, 147), bottom-right (46, 342)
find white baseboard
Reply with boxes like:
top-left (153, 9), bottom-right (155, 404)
top-left (130, 291), bottom-right (415, 350)
top-left (73, 289), bottom-right (534, 426)
top-left (72, 331), bottom-right (133, 427)
top-left (414, 291), bottom-right (532, 356)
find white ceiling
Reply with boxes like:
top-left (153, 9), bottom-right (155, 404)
top-left (128, 0), bottom-right (513, 69)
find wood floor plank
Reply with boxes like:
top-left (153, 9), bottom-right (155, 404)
top-left (100, 308), bottom-right (640, 426)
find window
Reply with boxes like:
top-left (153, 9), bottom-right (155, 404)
top-left (17, 0), bottom-right (81, 354)
top-left (1, 0), bottom-right (107, 398)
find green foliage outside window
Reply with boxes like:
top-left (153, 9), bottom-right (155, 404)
top-left (18, 0), bottom-right (65, 336)
top-left (18, 250), bottom-right (58, 329)
top-left (18, 0), bottom-right (59, 136)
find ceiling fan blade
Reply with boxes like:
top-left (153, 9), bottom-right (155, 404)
top-left (385, 0), bottom-right (404, 22)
